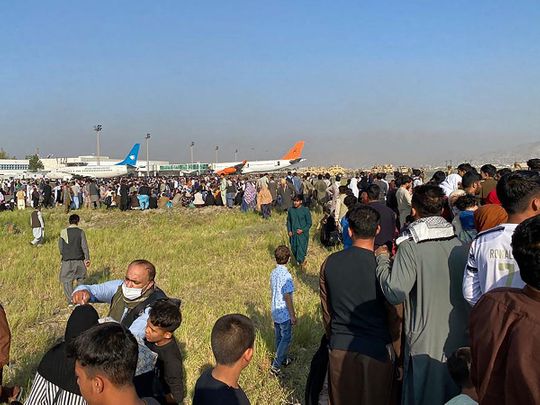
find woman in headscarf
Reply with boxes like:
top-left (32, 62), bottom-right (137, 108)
top-left (241, 180), bottom-right (257, 212)
top-left (24, 305), bottom-right (99, 405)
top-left (474, 204), bottom-right (508, 233)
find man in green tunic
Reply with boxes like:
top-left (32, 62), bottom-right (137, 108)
top-left (287, 196), bottom-right (312, 266)
top-left (375, 185), bottom-right (470, 405)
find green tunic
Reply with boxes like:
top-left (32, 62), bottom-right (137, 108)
top-left (376, 235), bottom-right (470, 405)
top-left (286, 205), bottom-right (312, 264)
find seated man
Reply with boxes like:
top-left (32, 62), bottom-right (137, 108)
top-left (72, 259), bottom-right (167, 339)
top-left (68, 322), bottom-right (159, 405)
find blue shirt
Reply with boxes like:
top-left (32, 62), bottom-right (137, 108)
top-left (73, 280), bottom-right (150, 340)
top-left (341, 217), bottom-right (352, 249)
top-left (270, 265), bottom-right (294, 324)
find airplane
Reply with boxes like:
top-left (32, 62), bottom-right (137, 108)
top-left (47, 144), bottom-right (141, 180)
top-left (211, 141), bottom-right (306, 175)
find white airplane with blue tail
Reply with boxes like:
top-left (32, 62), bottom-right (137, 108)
top-left (47, 144), bottom-right (141, 179)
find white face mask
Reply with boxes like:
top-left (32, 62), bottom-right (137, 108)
top-left (122, 283), bottom-right (143, 300)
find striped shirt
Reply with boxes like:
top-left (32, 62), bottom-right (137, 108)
top-left (24, 372), bottom-right (86, 405)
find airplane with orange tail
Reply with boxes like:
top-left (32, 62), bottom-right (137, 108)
top-left (212, 141), bottom-right (306, 175)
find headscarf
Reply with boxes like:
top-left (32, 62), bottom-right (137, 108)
top-left (474, 205), bottom-right (508, 232)
top-left (243, 182), bottom-right (257, 205)
top-left (37, 305), bottom-right (99, 393)
top-left (440, 173), bottom-right (462, 197)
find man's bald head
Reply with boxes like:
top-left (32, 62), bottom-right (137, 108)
top-left (127, 259), bottom-right (156, 281)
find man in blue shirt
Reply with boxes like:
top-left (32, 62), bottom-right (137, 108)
top-left (71, 259), bottom-right (167, 340)
top-left (269, 246), bottom-right (296, 376)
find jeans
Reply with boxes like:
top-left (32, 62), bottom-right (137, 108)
top-left (226, 193), bottom-right (234, 208)
top-left (272, 320), bottom-right (292, 368)
top-left (72, 196), bottom-right (79, 209)
top-left (261, 204), bottom-right (271, 219)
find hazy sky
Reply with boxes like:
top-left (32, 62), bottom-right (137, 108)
top-left (1, 1), bottom-right (539, 167)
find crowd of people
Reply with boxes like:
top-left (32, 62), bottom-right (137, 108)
top-left (1, 172), bottom-right (325, 214)
top-left (0, 157), bottom-right (540, 405)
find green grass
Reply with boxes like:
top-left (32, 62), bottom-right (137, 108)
top-left (0, 206), bottom-right (333, 404)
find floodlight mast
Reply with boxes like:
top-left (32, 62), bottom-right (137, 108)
top-left (93, 125), bottom-right (102, 166)
top-left (145, 133), bottom-right (151, 177)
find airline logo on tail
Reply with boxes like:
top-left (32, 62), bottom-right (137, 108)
top-left (116, 144), bottom-right (141, 166)
top-left (281, 141), bottom-right (305, 160)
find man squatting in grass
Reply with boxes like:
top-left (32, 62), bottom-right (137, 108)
top-left (144, 299), bottom-right (185, 404)
top-left (269, 245), bottom-right (296, 375)
top-left (287, 195), bottom-right (312, 267)
top-left (59, 214), bottom-right (90, 304)
top-left (68, 322), bottom-right (159, 405)
top-left (71, 259), bottom-right (167, 340)
top-left (193, 314), bottom-right (254, 405)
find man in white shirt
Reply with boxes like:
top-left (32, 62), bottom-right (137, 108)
top-left (463, 172), bottom-right (540, 306)
top-left (440, 163), bottom-right (474, 197)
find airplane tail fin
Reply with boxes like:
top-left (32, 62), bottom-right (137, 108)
top-left (116, 144), bottom-right (140, 166)
top-left (281, 141), bottom-right (305, 160)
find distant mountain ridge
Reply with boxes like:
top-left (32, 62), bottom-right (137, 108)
top-left (469, 141), bottom-right (540, 166)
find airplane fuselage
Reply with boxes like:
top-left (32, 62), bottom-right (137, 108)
top-left (212, 158), bottom-right (305, 174)
top-left (47, 164), bottom-right (136, 179)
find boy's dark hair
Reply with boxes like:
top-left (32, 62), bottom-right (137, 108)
top-left (366, 184), bottom-right (381, 201)
top-left (67, 323), bottom-right (138, 387)
top-left (496, 172), bottom-right (540, 215)
top-left (454, 194), bottom-right (478, 212)
top-left (512, 215), bottom-right (540, 289)
top-left (400, 175), bottom-right (412, 186)
top-left (347, 204), bottom-right (380, 239)
top-left (480, 164), bottom-right (497, 178)
top-left (457, 163), bottom-right (473, 173)
top-left (461, 172), bottom-right (481, 190)
top-left (496, 168), bottom-right (512, 179)
top-left (411, 185), bottom-right (446, 218)
top-left (69, 214), bottom-right (80, 224)
top-left (128, 259), bottom-right (156, 281)
top-left (447, 347), bottom-right (473, 388)
top-left (292, 195), bottom-right (303, 202)
top-left (343, 194), bottom-right (357, 209)
top-left (149, 299), bottom-right (182, 332)
top-left (429, 171), bottom-right (446, 185)
top-left (274, 245), bottom-right (291, 265)
top-left (412, 168), bottom-right (421, 177)
top-left (527, 158), bottom-right (540, 171)
top-left (211, 314), bottom-right (255, 366)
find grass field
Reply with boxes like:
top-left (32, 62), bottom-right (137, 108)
top-left (0, 206), bottom-right (333, 404)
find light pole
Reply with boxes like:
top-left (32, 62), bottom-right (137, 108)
top-left (234, 149), bottom-right (238, 161)
top-left (190, 141), bottom-right (195, 164)
top-left (93, 125), bottom-right (102, 165)
top-left (215, 146), bottom-right (219, 163)
top-left (145, 133), bottom-right (151, 177)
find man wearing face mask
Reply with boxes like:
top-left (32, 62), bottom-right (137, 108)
top-left (71, 259), bottom-right (167, 339)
